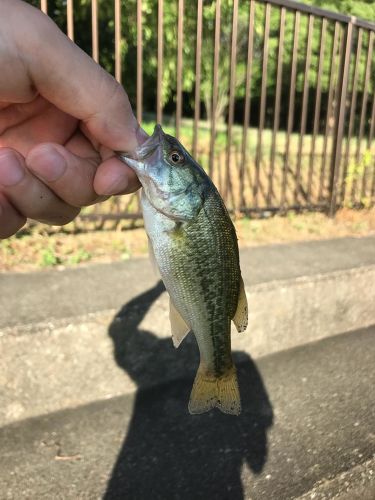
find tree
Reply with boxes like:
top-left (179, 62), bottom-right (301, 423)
top-left (26, 0), bottom-right (375, 129)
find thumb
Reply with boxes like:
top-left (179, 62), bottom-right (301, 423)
top-left (5, 0), bottom-right (147, 151)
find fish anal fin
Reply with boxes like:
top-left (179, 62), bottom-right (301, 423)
top-left (233, 277), bottom-right (248, 333)
top-left (169, 298), bottom-right (190, 348)
top-left (188, 365), bottom-right (241, 416)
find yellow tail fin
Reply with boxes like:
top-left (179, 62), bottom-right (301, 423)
top-left (188, 365), bottom-right (241, 415)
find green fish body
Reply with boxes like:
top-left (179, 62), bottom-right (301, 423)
top-left (117, 125), bottom-right (248, 415)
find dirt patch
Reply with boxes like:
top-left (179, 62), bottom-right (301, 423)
top-left (1, 208), bottom-right (374, 273)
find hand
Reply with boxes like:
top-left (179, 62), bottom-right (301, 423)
top-left (0, 0), bottom-right (146, 238)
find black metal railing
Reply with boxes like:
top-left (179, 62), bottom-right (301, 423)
top-left (35, 0), bottom-right (375, 226)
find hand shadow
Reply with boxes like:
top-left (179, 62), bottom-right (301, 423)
top-left (104, 280), bottom-right (273, 500)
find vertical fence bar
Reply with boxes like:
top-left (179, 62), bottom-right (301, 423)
top-left (209, 0), bottom-right (221, 179)
top-left (137, 0), bottom-right (143, 124)
top-left (269, 7), bottom-right (286, 206)
top-left (308, 18), bottom-right (327, 203)
top-left (192, 0), bottom-right (203, 158)
top-left (372, 84), bottom-right (375, 201)
top-left (225, 0), bottom-right (239, 206)
top-left (356, 32), bottom-right (374, 161)
top-left (368, 95), bottom-right (375, 150)
top-left (136, 0), bottom-right (143, 216)
top-left (329, 21), bottom-right (353, 216)
top-left (281, 10), bottom-right (300, 208)
top-left (367, 95), bottom-right (375, 203)
top-left (370, 40), bottom-right (375, 205)
top-left (240, 0), bottom-right (255, 209)
top-left (255, 2), bottom-right (271, 208)
top-left (374, 89), bottom-right (375, 205)
top-left (92, 0), bottom-right (99, 63)
top-left (359, 32), bottom-right (374, 201)
top-left (176, 0), bottom-right (184, 139)
top-left (341, 27), bottom-right (362, 203)
top-left (67, 0), bottom-right (74, 40)
top-left (319, 21), bottom-right (340, 201)
top-left (157, 0), bottom-right (164, 124)
top-left (115, 0), bottom-right (121, 83)
top-left (295, 14), bottom-right (314, 205)
top-left (40, 0), bottom-right (47, 14)
top-left (352, 31), bottom-right (373, 203)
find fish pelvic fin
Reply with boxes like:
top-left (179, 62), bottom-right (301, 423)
top-left (233, 276), bottom-right (248, 333)
top-left (188, 365), bottom-right (241, 416)
top-left (169, 297), bottom-right (190, 348)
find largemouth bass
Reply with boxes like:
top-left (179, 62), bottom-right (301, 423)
top-left (117, 125), bottom-right (248, 415)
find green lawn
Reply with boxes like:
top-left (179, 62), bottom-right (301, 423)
top-left (77, 116), bottom-right (375, 228)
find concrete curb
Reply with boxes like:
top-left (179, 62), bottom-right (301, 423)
top-left (2, 235), bottom-right (375, 330)
top-left (242, 265), bottom-right (375, 358)
top-left (1, 236), bottom-right (374, 426)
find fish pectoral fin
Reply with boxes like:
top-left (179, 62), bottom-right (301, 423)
top-left (232, 276), bottom-right (248, 333)
top-left (169, 298), bottom-right (190, 348)
top-left (147, 236), bottom-right (160, 276)
top-left (188, 365), bottom-right (241, 415)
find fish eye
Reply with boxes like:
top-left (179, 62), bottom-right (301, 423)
top-left (169, 150), bottom-right (184, 164)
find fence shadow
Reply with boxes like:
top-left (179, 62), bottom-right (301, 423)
top-left (104, 281), bottom-right (273, 500)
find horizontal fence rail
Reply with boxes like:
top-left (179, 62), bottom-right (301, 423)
top-left (33, 0), bottom-right (375, 229)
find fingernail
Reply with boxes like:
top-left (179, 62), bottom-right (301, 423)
top-left (28, 146), bottom-right (66, 182)
top-left (0, 152), bottom-right (25, 186)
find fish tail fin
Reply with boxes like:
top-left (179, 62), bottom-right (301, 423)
top-left (188, 365), bottom-right (241, 416)
top-left (217, 367), bottom-right (242, 415)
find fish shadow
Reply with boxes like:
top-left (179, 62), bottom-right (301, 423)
top-left (104, 280), bottom-right (273, 500)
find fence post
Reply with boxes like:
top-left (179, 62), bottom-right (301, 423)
top-left (328, 20), bottom-right (353, 217)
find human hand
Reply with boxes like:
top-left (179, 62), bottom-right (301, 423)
top-left (0, 0), bottom-right (147, 238)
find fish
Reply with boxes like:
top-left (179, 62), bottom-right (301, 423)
top-left (117, 124), bottom-right (248, 415)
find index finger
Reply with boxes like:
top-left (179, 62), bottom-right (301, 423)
top-left (3, 0), bottom-right (144, 151)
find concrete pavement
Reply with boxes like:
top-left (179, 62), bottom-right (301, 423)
top-left (1, 236), bottom-right (375, 426)
top-left (2, 235), bottom-right (375, 330)
top-left (1, 235), bottom-right (375, 498)
top-left (0, 326), bottom-right (374, 499)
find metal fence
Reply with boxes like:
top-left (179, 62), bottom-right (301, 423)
top-left (37, 0), bottom-right (375, 226)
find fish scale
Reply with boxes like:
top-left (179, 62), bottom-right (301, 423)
top-left (117, 125), bottom-right (248, 415)
top-left (146, 189), bottom-right (238, 374)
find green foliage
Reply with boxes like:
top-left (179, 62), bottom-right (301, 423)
top-left (38, 244), bottom-right (92, 267)
top-left (0, 239), bottom-right (15, 256)
top-left (110, 240), bottom-right (131, 260)
top-left (67, 249), bottom-right (91, 265)
top-left (26, 0), bottom-right (375, 125)
top-left (40, 245), bottom-right (60, 267)
top-left (300, 0), bottom-right (375, 19)
top-left (344, 149), bottom-right (373, 208)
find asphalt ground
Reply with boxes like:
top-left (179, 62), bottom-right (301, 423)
top-left (1, 325), bottom-right (374, 500)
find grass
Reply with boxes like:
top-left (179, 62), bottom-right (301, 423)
top-left (1, 208), bottom-right (374, 272)
top-left (72, 116), bottom-right (375, 227)
top-left (1, 117), bottom-right (373, 272)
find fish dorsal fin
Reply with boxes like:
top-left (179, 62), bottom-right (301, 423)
top-left (232, 277), bottom-right (248, 333)
top-left (147, 236), bottom-right (160, 276)
top-left (169, 298), bottom-right (190, 348)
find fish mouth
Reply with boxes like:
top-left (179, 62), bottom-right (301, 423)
top-left (116, 124), bottom-right (163, 163)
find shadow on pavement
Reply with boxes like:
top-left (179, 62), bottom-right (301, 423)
top-left (104, 280), bottom-right (273, 500)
